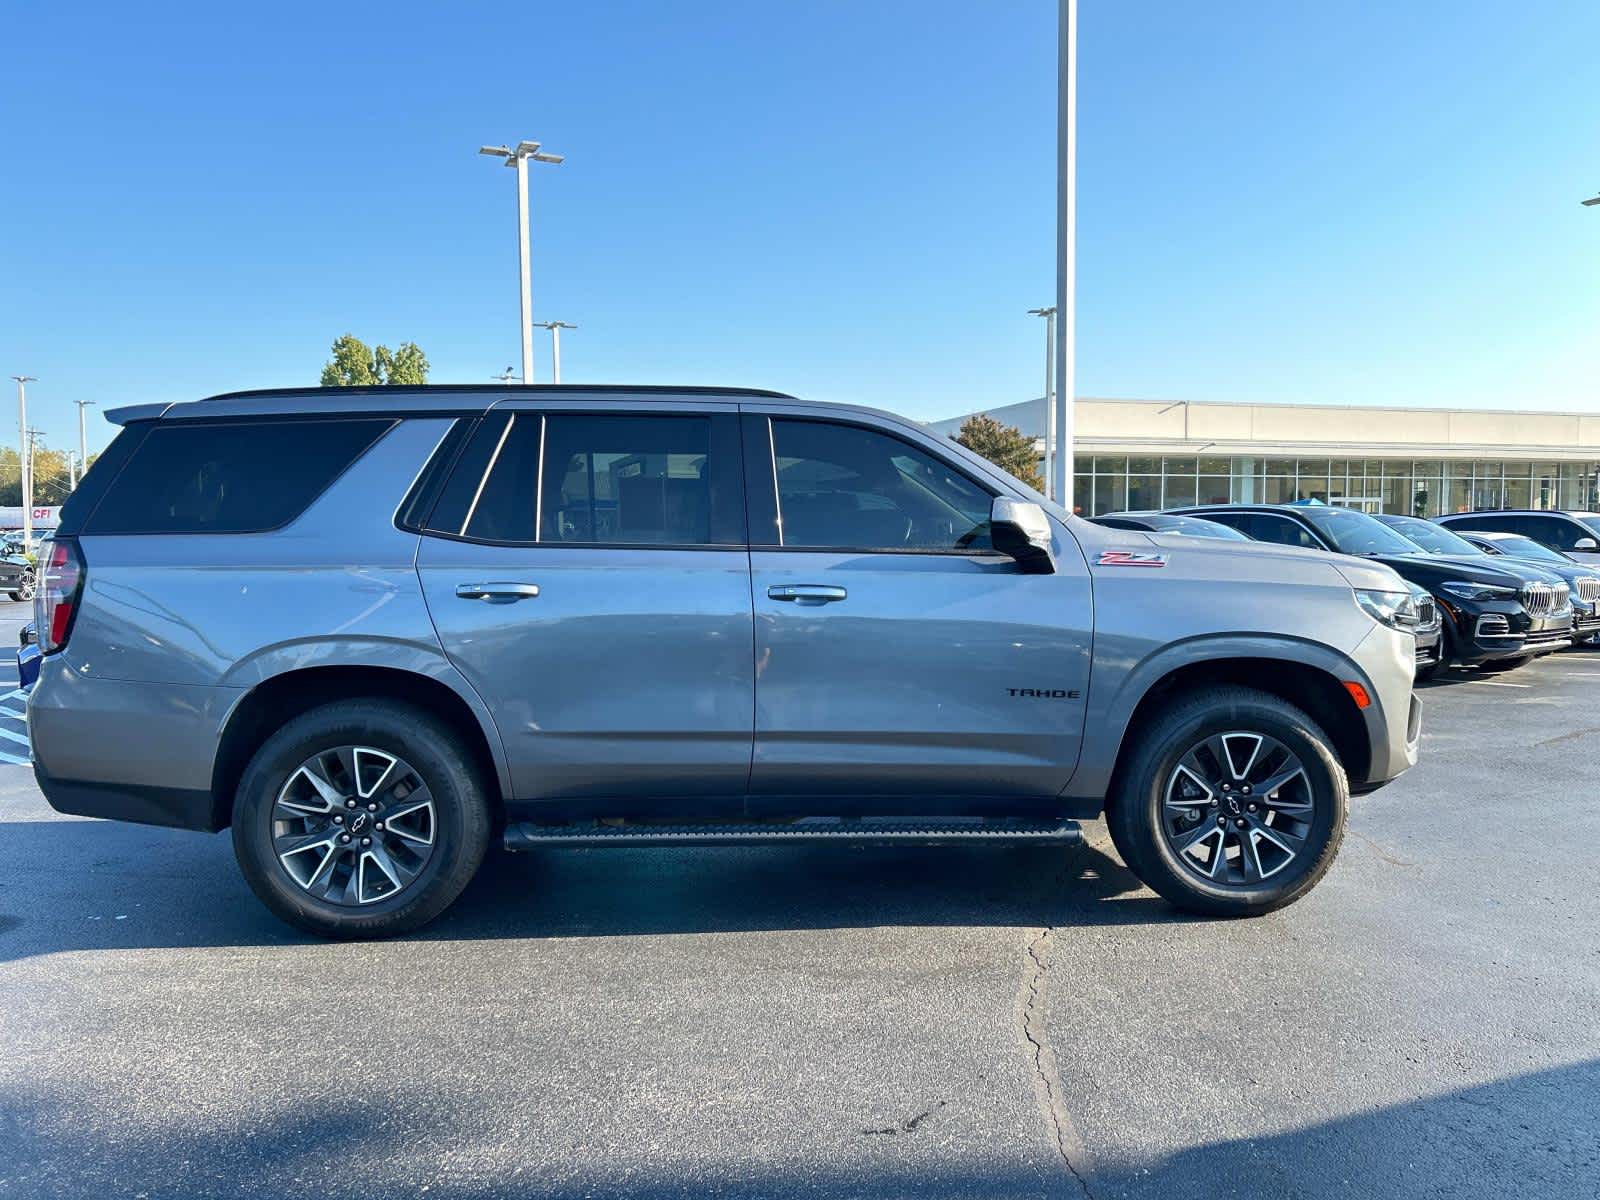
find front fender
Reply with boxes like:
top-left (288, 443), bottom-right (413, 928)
top-left (1062, 633), bottom-right (1381, 806)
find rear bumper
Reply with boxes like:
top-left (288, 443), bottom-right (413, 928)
top-left (29, 656), bottom-right (238, 832)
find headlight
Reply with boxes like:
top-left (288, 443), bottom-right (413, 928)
top-left (1439, 581), bottom-right (1518, 601)
top-left (1355, 589), bottom-right (1420, 629)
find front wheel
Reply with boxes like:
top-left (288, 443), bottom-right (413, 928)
top-left (232, 699), bottom-right (492, 939)
top-left (10, 571), bottom-right (35, 602)
top-left (1106, 686), bottom-right (1347, 917)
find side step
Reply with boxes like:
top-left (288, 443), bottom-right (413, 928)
top-left (502, 816), bottom-right (1083, 851)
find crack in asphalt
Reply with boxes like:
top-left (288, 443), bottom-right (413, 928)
top-left (1020, 925), bottom-right (1096, 1198)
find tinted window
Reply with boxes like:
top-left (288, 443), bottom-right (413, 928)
top-left (1231, 514), bottom-right (1323, 549)
top-left (1381, 516), bottom-right (1481, 556)
top-left (540, 414), bottom-right (716, 545)
top-left (1443, 512), bottom-right (1516, 534)
top-left (1526, 515), bottom-right (1593, 552)
top-left (85, 419), bottom-right (392, 534)
top-left (769, 419), bottom-right (993, 551)
top-left (1299, 508), bottom-right (1417, 555)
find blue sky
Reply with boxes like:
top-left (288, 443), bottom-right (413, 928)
top-left (3, 1), bottom-right (1598, 456)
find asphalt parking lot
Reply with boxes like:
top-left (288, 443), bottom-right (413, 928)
top-left (1, 596), bottom-right (1596, 1200)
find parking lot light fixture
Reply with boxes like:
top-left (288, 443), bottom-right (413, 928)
top-left (533, 321), bottom-right (577, 384)
top-left (479, 139), bottom-right (564, 384)
top-left (1582, 192), bottom-right (1600, 207)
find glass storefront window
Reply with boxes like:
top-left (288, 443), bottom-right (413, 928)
top-left (1260, 476), bottom-right (1295, 504)
top-left (1298, 475), bottom-right (1330, 503)
top-left (1503, 478), bottom-right (1531, 509)
top-left (1074, 474), bottom-right (1094, 516)
top-left (1127, 457), bottom-right (1160, 475)
top-left (1198, 476), bottom-right (1232, 505)
top-left (1163, 475), bottom-right (1198, 507)
top-left (1127, 475), bottom-right (1161, 510)
top-left (1265, 457), bottom-right (1295, 476)
top-left (1198, 456), bottom-right (1230, 475)
top-left (1098, 473), bottom-right (1126, 515)
top-left (1092, 456), bottom-right (1126, 475)
top-left (1447, 478), bottom-right (1473, 513)
top-left (1162, 457), bottom-right (1198, 474)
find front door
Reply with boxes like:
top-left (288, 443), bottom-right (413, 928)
top-left (415, 404), bottom-right (754, 806)
top-left (741, 411), bottom-right (1092, 808)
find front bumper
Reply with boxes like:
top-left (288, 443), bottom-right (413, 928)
top-left (1445, 598), bottom-right (1574, 663)
top-left (1351, 623), bottom-right (1421, 790)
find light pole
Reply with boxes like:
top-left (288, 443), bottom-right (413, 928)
top-left (1053, 0), bottom-right (1077, 510)
top-left (491, 367), bottom-right (521, 383)
top-left (533, 321), bottom-right (577, 384)
top-left (10, 377), bottom-right (35, 547)
top-left (74, 400), bottom-right (95, 488)
top-left (1028, 307), bottom-right (1057, 499)
top-left (479, 140), bottom-right (564, 384)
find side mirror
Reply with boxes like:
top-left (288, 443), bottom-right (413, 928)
top-left (1574, 537), bottom-right (1598, 551)
top-left (990, 497), bottom-right (1056, 574)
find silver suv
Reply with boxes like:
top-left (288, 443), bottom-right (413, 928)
top-left (30, 386), bottom-right (1422, 937)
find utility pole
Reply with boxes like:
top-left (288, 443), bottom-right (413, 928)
top-left (10, 377), bottom-right (36, 548)
top-left (533, 321), bottom-right (576, 384)
top-left (1053, 0), bottom-right (1077, 510)
top-left (479, 140), bottom-right (565, 384)
top-left (74, 400), bottom-right (95, 489)
top-left (1028, 307), bottom-right (1057, 498)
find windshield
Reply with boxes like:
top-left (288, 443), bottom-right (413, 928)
top-left (1386, 517), bottom-right (1483, 556)
top-left (1300, 507), bottom-right (1422, 556)
top-left (1487, 534), bottom-right (1568, 563)
top-left (1161, 516), bottom-right (1251, 541)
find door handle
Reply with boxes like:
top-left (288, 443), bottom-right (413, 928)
top-left (767, 584), bottom-right (847, 604)
top-left (456, 582), bottom-right (541, 603)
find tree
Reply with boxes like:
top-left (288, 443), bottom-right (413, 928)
top-left (319, 334), bottom-right (430, 386)
top-left (954, 413), bottom-right (1044, 491)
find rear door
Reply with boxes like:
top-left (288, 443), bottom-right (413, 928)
top-left (741, 408), bottom-right (1091, 807)
top-left (1518, 514), bottom-right (1600, 566)
top-left (415, 401), bottom-right (754, 807)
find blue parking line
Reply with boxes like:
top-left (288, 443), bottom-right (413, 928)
top-left (0, 749), bottom-right (28, 765)
top-left (0, 726), bottom-right (29, 747)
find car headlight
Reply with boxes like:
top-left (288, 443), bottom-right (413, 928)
top-left (1438, 581), bottom-right (1518, 602)
top-left (1355, 589), bottom-right (1420, 630)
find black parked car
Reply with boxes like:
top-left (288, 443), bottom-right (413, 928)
top-left (1090, 511), bottom-right (1253, 540)
top-left (1448, 529), bottom-right (1600, 645)
top-left (0, 553), bottom-right (33, 603)
top-left (1435, 509), bottom-right (1600, 567)
top-left (1170, 503), bottom-right (1573, 673)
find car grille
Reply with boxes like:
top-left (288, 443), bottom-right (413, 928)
top-left (1520, 582), bottom-right (1566, 616)
top-left (1577, 576), bottom-right (1600, 604)
top-left (1416, 595), bottom-right (1439, 631)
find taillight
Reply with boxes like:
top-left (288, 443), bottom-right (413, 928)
top-left (36, 537), bottom-right (85, 655)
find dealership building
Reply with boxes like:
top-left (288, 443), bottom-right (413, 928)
top-left (928, 397), bottom-right (1600, 518)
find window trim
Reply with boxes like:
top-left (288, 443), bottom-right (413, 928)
top-left (745, 413), bottom-right (1004, 558)
top-left (421, 408), bottom-right (747, 551)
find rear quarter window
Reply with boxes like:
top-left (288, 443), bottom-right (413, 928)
top-left (84, 418), bottom-right (394, 534)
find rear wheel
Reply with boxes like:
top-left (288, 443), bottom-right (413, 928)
top-left (1107, 686), bottom-right (1347, 917)
top-left (9, 570), bottom-right (34, 602)
top-left (232, 699), bottom-right (491, 939)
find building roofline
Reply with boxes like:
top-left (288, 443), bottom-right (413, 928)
top-left (970, 394), bottom-right (1600, 422)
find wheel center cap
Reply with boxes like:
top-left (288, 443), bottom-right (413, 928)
top-left (347, 810), bottom-right (372, 835)
top-left (1225, 797), bottom-right (1242, 816)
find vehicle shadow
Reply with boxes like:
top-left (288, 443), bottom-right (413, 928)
top-left (0, 817), bottom-right (1182, 962)
top-left (0, 1059), bottom-right (1592, 1198)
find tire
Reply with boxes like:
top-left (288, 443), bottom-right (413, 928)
top-left (1106, 686), bottom-right (1347, 918)
top-left (10, 573), bottom-right (34, 603)
top-left (1414, 658), bottom-right (1442, 683)
top-left (232, 699), bottom-right (492, 939)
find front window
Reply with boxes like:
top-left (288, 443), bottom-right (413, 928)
top-left (770, 420), bottom-right (993, 551)
top-left (1488, 534), bottom-right (1568, 563)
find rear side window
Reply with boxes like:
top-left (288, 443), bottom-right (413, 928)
top-left (1224, 514), bottom-right (1323, 549)
top-left (85, 419), bottom-right (393, 535)
top-left (426, 411), bottom-right (744, 546)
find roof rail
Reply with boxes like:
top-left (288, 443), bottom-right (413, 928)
top-left (197, 383), bottom-right (800, 404)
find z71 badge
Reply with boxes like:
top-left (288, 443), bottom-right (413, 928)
top-left (1097, 550), bottom-right (1169, 568)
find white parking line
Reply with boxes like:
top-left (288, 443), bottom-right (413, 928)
top-left (1466, 680), bottom-right (1532, 689)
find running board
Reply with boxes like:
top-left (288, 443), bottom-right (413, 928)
top-left (502, 817), bottom-right (1083, 851)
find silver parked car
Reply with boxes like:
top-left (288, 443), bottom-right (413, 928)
top-left (31, 386), bottom-right (1422, 937)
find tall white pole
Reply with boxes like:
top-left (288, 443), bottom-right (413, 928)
top-left (1053, 0), bottom-right (1077, 510)
top-left (516, 153), bottom-right (535, 385)
top-left (550, 324), bottom-right (562, 384)
top-left (76, 400), bottom-right (95, 484)
top-left (11, 377), bottom-right (34, 548)
top-left (1044, 309), bottom-right (1057, 500)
